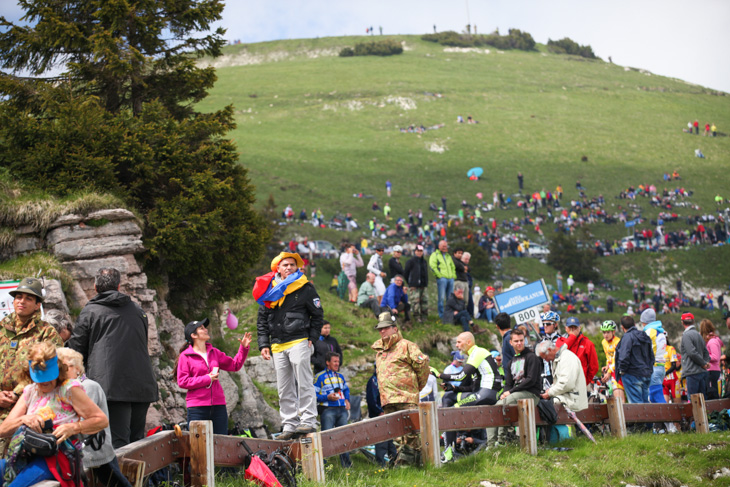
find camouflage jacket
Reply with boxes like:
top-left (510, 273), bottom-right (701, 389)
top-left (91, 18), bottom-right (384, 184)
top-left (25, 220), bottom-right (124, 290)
top-left (372, 330), bottom-right (430, 406)
top-left (0, 312), bottom-right (62, 421)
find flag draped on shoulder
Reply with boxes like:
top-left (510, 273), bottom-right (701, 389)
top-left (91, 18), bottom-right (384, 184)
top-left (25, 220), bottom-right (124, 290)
top-left (253, 270), bottom-right (308, 308)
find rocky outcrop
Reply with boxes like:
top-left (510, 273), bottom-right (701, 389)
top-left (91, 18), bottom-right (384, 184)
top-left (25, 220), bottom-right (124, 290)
top-left (10, 208), bottom-right (279, 435)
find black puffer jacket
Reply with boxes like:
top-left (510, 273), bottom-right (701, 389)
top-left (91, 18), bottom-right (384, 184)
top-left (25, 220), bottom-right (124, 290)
top-left (68, 291), bottom-right (158, 402)
top-left (256, 282), bottom-right (324, 350)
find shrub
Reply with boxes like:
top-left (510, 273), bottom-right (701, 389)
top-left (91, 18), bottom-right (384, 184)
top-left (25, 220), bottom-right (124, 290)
top-left (547, 38), bottom-right (597, 59)
top-left (339, 47), bottom-right (354, 57)
top-left (547, 233), bottom-right (599, 282)
top-left (351, 39), bottom-right (403, 56)
top-left (421, 29), bottom-right (536, 51)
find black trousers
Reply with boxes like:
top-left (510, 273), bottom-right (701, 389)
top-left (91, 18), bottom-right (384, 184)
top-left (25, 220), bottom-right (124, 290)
top-left (107, 401), bottom-right (151, 448)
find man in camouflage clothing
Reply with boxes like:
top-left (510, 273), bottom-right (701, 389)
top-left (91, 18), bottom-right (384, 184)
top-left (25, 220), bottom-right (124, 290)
top-left (0, 277), bottom-right (62, 449)
top-left (372, 312), bottom-right (430, 465)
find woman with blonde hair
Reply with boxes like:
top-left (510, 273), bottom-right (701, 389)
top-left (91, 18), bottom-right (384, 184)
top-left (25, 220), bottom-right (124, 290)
top-left (56, 348), bottom-right (131, 487)
top-left (699, 319), bottom-right (724, 400)
top-left (0, 342), bottom-right (107, 487)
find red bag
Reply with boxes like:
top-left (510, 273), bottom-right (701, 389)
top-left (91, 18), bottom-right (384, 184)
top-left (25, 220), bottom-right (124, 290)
top-left (244, 456), bottom-right (283, 487)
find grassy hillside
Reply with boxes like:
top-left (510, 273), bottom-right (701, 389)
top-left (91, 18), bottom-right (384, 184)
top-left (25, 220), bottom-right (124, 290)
top-left (197, 34), bottom-right (730, 237)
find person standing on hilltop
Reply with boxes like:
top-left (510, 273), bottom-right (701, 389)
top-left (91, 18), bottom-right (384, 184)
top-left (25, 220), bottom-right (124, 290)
top-left (517, 172), bottom-right (524, 192)
top-left (386, 180), bottom-right (392, 197)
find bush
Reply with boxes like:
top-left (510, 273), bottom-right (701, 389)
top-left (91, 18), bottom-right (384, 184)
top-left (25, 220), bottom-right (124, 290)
top-left (339, 47), bottom-right (354, 57)
top-left (420, 29), bottom-right (536, 51)
top-left (547, 38), bottom-right (597, 59)
top-left (351, 40), bottom-right (403, 56)
top-left (547, 233), bottom-right (599, 282)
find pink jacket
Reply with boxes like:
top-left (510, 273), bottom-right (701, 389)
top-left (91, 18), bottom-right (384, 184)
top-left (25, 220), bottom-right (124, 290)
top-left (706, 336), bottom-right (723, 372)
top-left (177, 342), bottom-right (249, 407)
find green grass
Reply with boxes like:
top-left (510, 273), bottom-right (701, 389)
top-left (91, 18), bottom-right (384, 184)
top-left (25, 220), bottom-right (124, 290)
top-left (197, 35), bottom-right (730, 244)
top-left (292, 432), bottom-right (730, 487)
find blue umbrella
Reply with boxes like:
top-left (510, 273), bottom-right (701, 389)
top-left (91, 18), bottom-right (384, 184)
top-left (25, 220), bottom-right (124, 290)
top-left (467, 167), bottom-right (483, 178)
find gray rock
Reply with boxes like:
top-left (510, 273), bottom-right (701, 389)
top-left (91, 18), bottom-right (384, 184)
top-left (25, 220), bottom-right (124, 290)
top-left (47, 220), bottom-right (142, 246)
top-left (13, 236), bottom-right (42, 254)
top-left (244, 356), bottom-right (278, 390)
top-left (53, 235), bottom-right (144, 261)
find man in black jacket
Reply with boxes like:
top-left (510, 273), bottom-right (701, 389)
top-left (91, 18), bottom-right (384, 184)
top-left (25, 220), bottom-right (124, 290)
top-left (256, 252), bottom-right (324, 440)
top-left (388, 245), bottom-right (405, 278)
top-left (403, 245), bottom-right (428, 323)
top-left (614, 315), bottom-right (654, 404)
top-left (69, 267), bottom-right (158, 448)
top-left (311, 321), bottom-right (343, 375)
top-left (486, 328), bottom-right (541, 448)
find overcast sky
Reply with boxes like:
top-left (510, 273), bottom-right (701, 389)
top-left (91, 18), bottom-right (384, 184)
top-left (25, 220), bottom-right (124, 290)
top-left (215, 0), bottom-right (730, 93)
top-left (2, 1), bottom-right (728, 93)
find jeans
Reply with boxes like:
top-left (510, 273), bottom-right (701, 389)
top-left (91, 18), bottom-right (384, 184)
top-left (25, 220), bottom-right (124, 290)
top-left (436, 278), bottom-right (454, 320)
top-left (454, 310), bottom-right (472, 332)
top-left (320, 407), bottom-right (351, 467)
top-left (107, 401), bottom-right (151, 448)
top-left (479, 308), bottom-right (497, 322)
top-left (622, 374), bottom-right (650, 404)
top-left (686, 371), bottom-right (709, 400)
top-left (650, 365), bottom-right (665, 387)
top-left (0, 457), bottom-right (54, 487)
top-left (188, 404), bottom-right (229, 435)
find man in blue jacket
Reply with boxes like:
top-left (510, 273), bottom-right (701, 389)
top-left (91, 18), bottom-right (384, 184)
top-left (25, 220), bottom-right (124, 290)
top-left (614, 315), bottom-right (654, 404)
top-left (314, 352), bottom-right (352, 467)
top-left (380, 275), bottom-right (411, 326)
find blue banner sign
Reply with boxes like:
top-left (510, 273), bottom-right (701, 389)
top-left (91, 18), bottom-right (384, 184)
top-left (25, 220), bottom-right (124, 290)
top-left (494, 279), bottom-right (549, 316)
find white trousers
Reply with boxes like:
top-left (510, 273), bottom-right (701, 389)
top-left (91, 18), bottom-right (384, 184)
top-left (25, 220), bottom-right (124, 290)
top-left (272, 339), bottom-right (318, 432)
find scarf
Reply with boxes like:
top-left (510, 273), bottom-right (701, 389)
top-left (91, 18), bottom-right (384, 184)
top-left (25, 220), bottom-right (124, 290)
top-left (253, 270), bottom-right (308, 308)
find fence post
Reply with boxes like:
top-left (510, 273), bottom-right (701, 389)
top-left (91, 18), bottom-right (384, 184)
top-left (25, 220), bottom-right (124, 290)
top-left (299, 432), bottom-right (326, 482)
top-left (418, 401), bottom-right (441, 468)
top-left (607, 395), bottom-right (627, 438)
top-left (690, 394), bottom-right (709, 434)
top-left (189, 420), bottom-right (215, 487)
top-left (517, 399), bottom-right (537, 456)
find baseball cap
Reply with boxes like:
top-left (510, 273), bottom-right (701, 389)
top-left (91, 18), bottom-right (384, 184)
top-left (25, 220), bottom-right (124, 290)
top-left (392, 245), bottom-right (403, 252)
top-left (374, 243), bottom-right (385, 251)
top-left (639, 308), bottom-right (656, 324)
top-left (415, 245), bottom-right (424, 251)
top-left (485, 286), bottom-right (495, 293)
top-left (451, 351), bottom-right (466, 362)
top-left (565, 317), bottom-right (580, 328)
top-left (184, 318), bottom-right (210, 344)
top-left (681, 312), bottom-right (694, 322)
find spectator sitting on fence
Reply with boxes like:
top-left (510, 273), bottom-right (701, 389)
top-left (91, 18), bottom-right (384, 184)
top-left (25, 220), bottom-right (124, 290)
top-left (486, 328), bottom-right (542, 449)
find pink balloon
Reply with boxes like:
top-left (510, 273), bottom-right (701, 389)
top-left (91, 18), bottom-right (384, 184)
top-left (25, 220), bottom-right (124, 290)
top-left (476, 192), bottom-right (483, 199)
top-left (226, 309), bottom-right (239, 330)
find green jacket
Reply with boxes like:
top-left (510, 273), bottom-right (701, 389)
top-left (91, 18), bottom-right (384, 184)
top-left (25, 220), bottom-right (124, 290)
top-left (429, 250), bottom-right (456, 279)
top-left (372, 331), bottom-right (430, 406)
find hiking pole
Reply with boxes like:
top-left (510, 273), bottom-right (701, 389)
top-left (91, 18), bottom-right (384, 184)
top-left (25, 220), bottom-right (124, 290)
top-left (563, 404), bottom-right (597, 444)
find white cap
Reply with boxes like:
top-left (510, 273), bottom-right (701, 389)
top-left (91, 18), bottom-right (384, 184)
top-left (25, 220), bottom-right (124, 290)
top-left (392, 245), bottom-right (403, 252)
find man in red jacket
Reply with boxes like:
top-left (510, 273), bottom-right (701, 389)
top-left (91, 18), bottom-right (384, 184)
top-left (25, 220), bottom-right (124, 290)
top-left (557, 317), bottom-right (599, 386)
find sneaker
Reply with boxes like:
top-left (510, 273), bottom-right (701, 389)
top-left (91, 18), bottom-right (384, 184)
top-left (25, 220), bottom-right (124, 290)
top-left (277, 430), bottom-right (297, 441)
top-left (294, 424), bottom-right (317, 436)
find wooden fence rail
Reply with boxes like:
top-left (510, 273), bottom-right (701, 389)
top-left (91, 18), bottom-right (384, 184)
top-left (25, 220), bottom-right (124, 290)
top-left (110, 397), bottom-right (730, 486)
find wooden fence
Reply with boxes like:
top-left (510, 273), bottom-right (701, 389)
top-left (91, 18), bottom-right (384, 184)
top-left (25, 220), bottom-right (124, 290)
top-left (105, 396), bottom-right (729, 486)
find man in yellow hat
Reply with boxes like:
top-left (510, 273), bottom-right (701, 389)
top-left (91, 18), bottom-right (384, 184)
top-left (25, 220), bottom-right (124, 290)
top-left (254, 252), bottom-right (324, 440)
top-left (0, 277), bottom-right (62, 450)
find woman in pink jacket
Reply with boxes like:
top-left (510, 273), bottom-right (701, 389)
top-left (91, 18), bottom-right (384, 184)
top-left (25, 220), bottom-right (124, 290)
top-left (176, 318), bottom-right (252, 434)
top-left (700, 319), bottom-right (724, 400)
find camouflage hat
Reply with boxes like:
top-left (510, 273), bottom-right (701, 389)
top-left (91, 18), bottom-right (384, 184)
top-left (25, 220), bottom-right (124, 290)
top-left (375, 312), bottom-right (396, 329)
top-left (9, 277), bottom-right (44, 302)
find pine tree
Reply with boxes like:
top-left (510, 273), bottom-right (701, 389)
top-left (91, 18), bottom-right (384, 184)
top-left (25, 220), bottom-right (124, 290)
top-left (0, 1), bottom-right (270, 310)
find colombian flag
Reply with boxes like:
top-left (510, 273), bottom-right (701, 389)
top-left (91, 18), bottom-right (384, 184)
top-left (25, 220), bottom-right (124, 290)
top-left (252, 270), bottom-right (308, 308)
